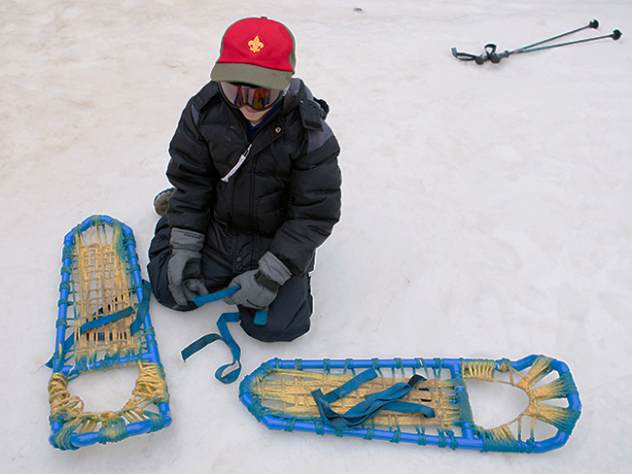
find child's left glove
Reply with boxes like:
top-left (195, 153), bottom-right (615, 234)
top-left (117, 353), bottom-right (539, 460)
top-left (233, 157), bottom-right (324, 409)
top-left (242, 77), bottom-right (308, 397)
top-left (225, 252), bottom-right (292, 310)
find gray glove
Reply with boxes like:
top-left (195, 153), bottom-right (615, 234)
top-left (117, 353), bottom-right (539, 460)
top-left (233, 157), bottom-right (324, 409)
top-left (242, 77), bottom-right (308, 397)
top-left (224, 251), bottom-right (292, 310)
top-left (168, 227), bottom-right (208, 307)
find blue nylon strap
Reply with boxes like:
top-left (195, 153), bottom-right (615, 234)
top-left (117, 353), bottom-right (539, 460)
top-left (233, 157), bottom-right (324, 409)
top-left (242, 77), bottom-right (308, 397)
top-left (79, 307), bottom-right (134, 334)
top-left (181, 333), bottom-right (223, 361)
top-left (45, 334), bottom-right (74, 368)
top-left (45, 280), bottom-right (152, 369)
top-left (183, 285), bottom-right (272, 383)
top-left (319, 368), bottom-right (378, 403)
top-left (312, 370), bottom-right (435, 429)
top-left (129, 280), bottom-right (151, 335)
top-left (193, 286), bottom-right (269, 327)
top-left (193, 287), bottom-right (239, 306)
top-left (373, 400), bottom-right (435, 413)
top-left (79, 280), bottom-right (151, 335)
top-left (254, 310), bottom-right (268, 326)
top-left (180, 312), bottom-right (242, 384)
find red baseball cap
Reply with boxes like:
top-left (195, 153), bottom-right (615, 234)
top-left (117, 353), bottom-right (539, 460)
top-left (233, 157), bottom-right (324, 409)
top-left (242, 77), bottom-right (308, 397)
top-left (211, 17), bottom-right (296, 90)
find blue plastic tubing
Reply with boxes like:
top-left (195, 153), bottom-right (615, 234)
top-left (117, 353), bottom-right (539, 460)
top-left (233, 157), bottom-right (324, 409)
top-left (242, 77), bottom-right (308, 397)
top-left (50, 216), bottom-right (172, 447)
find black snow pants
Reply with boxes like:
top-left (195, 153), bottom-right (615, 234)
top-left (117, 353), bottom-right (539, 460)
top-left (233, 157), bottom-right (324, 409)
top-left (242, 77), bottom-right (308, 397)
top-left (147, 218), bottom-right (313, 342)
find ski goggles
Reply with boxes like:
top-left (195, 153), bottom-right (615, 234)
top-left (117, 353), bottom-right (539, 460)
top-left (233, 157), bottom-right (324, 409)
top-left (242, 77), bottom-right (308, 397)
top-left (219, 81), bottom-right (284, 111)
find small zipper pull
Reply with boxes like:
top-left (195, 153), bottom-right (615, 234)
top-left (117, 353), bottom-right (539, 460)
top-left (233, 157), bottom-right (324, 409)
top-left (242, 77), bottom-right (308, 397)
top-left (221, 143), bottom-right (252, 182)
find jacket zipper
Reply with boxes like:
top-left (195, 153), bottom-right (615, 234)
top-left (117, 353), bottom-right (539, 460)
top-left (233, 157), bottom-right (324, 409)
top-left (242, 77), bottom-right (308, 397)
top-left (249, 145), bottom-right (258, 268)
top-left (226, 120), bottom-right (287, 269)
top-left (221, 143), bottom-right (252, 182)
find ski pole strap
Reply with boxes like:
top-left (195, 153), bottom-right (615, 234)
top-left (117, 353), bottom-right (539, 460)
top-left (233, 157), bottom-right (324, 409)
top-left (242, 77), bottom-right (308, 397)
top-left (452, 44), bottom-right (511, 65)
top-left (181, 312), bottom-right (242, 384)
top-left (483, 44), bottom-right (511, 63)
top-left (311, 369), bottom-right (435, 429)
top-left (451, 47), bottom-right (481, 62)
top-left (193, 287), bottom-right (269, 327)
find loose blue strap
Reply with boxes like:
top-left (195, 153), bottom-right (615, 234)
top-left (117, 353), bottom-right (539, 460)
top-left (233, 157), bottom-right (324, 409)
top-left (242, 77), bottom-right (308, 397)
top-left (181, 312), bottom-right (242, 384)
top-left (182, 285), bottom-right (271, 383)
top-left (312, 370), bottom-right (435, 429)
top-left (193, 287), bottom-right (239, 306)
top-left (253, 310), bottom-right (268, 326)
top-left (193, 286), bottom-right (269, 327)
top-left (180, 333), bottom-right (223, 361)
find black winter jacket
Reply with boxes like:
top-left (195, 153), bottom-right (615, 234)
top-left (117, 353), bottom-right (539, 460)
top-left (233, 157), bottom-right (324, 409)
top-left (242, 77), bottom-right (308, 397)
top-left (165, 78), bottom-right (342, 276)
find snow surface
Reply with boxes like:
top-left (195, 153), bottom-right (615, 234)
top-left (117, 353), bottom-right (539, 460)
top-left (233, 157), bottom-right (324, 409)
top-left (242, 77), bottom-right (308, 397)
top-left (1, 0), bottom-right (631, 472)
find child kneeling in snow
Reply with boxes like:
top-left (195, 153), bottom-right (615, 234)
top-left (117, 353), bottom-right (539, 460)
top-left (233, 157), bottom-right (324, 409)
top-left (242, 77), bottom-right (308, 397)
top-left (147, 17), bottom-right (341, 342)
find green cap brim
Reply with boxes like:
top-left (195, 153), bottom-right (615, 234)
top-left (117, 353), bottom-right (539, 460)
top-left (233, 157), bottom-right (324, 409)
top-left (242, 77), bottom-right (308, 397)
top-left (211, 62), bottom-right (293, 90)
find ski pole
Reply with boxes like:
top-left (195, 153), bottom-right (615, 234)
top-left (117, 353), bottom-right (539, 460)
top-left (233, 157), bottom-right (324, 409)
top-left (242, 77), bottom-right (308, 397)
top-left (451, 19), bottom-right (622, 65)
top-left (515, 29), bottom-right (622, 55)
top-left (510, 19), bottom-right (599, 54)
top-left (482, 28), bottom-right (621, 64)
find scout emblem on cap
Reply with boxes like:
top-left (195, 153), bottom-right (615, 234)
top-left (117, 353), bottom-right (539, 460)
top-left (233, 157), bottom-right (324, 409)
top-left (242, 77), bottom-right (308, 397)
top-left (248, 35), bottom-right (264, 53)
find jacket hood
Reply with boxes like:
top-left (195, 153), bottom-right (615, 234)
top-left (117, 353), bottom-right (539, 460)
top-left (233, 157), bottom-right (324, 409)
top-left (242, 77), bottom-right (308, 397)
top-left (282, 78), bottom-right (329, 120)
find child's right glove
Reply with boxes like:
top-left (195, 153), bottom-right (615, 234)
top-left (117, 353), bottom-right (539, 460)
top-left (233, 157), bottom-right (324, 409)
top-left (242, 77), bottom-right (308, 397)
top-left (167, 227), bottom-right (208, 307)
